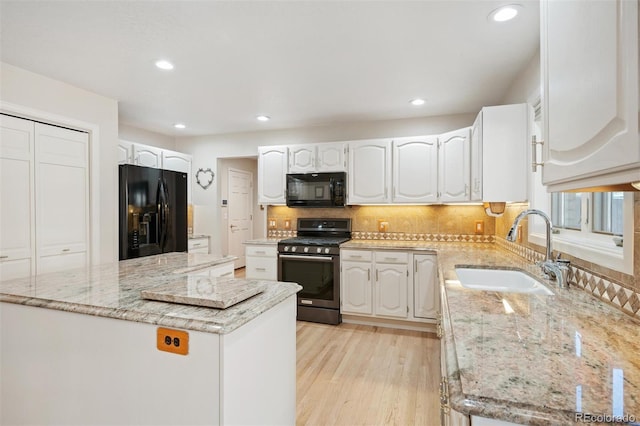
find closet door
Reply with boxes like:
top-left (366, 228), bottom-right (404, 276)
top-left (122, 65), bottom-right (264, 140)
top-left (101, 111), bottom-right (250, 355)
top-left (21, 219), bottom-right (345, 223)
top-left (35, 123), bottom-right (89, 274)
top-left (0, 115), bottom-right (35, 280)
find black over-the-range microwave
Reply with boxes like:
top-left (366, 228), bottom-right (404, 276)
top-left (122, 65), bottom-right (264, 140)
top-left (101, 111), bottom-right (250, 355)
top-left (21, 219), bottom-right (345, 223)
top-left (286, 172), bottom-right (346, 207)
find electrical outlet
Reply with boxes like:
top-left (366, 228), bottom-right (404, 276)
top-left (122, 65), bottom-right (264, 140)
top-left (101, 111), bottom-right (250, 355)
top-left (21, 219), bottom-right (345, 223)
top-left (377, 220), bottom-right (389, 233)
top-left (267, 218), bottom-right (277, 230)
top-left (157, 328), bottom-right (189, 356)
top-left (284, 219), bottom-right (292, 230)
top-left (474, 220), bottom-right (484, 235)
top-left (517, 225), bottom-right (523, 243)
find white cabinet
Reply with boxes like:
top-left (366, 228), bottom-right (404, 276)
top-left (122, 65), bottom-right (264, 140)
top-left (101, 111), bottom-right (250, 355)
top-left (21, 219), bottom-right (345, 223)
top-left (162, 149), bottom-right (192, 174)
top-left (132, 143), bottom-right (162, 168)
top-left (541, 0), bottom-right (639, 190)
top-left (117, 140), bottom-right (133, 165)
top-left (412, 254), bottom-right (439, 320)
top-left (347, 139), bottom-right (392, 204)
top-left (288, 142), bottom-right (346, 173)
top-left (0, 114), bottom-right (89, 279)
top-left (35, 123), bottom-right (89, 274)
top-left (188, 236), bottom-right (210, 254)
top-left (438, 127), bottom-right (471, 202)
top-left (0, 115), bottom-right (35, 280)
top-left (474, 104), bottom-right (530, 202)
top-left (392, 136), bottom-right (438, 203)
top-left (258, 146), bottom-right (288, 204)
top-left (341, 249), bottom-right (408, 319)
top-left (245, 244), bottom-right (277, 280)
top-left (341, 250), bottom-right (373, 315)
top-left (373, 251), bottom-right (408, 319)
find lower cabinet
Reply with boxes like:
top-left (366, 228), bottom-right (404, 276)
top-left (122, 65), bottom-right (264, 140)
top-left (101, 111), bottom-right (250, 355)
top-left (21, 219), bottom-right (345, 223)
top-left (190, 261), bottom-right (235, 279)
top-left (341, 249), bottom-right (439, 323)
top-left (245, 244), bottom-right (277, 280)
top-left (188, 236), bottom-right (210, 254)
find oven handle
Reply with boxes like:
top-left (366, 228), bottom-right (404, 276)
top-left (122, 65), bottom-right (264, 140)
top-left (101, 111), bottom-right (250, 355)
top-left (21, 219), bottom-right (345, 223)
top-left (279, 254), bottom-right (334, 262)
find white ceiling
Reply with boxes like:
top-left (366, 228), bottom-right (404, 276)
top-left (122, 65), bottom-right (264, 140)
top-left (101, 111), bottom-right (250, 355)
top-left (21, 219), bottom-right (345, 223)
top-left (0, 0), bottom-right (540, 137)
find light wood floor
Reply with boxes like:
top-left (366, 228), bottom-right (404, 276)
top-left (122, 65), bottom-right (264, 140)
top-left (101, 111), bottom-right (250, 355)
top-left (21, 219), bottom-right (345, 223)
top-left (234, 267), bottom-right (245, 278)
top-left (296, 321), bottom-right (441, 426)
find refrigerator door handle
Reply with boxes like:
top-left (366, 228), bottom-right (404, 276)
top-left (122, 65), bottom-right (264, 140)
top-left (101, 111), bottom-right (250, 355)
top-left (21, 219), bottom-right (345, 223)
top-left (157, 179), bottom-right (167, 249)
top-left (163, 179), bottom-right (170, 249)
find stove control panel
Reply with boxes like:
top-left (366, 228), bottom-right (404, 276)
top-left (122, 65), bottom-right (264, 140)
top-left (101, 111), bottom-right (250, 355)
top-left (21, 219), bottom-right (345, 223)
top-left (279, 245), bottom-right (339, 256)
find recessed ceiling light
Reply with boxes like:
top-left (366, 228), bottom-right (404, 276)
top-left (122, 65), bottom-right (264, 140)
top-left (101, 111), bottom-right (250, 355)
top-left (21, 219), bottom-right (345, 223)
top-left (155, 60), bottom-right (174, 70)
top-left (410, 98), bottom-right (426, 106)
top-left (174, 123), bottom-right (186, 129)
top-left (489, 5), bottom-right (520, 22)
top-left (256, 115), bottom-right (271, 122)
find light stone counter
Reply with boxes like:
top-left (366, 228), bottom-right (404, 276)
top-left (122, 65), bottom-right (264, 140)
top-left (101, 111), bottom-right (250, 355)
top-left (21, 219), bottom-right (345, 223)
top-left (343, 240), bottom-right (639, 424)
top-left (243, 238), bottom-right (280, 245)
top-left (0, 252), bottom-right (301, 334)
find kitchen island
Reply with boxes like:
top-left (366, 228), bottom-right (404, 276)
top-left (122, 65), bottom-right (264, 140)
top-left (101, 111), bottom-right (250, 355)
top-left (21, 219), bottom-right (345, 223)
top-left (0, 252), bottom-right (301, 425)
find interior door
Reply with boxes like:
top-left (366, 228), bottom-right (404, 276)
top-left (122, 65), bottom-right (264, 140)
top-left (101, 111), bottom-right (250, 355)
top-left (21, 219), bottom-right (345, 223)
top-left (228, 168), bottom-right (253, 268)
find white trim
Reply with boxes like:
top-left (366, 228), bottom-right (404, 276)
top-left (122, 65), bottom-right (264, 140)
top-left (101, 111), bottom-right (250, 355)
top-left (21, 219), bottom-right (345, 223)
top-left (529, 193), bottom-right (634, 274)
top-left (0, 101), bottom-right (102, 266)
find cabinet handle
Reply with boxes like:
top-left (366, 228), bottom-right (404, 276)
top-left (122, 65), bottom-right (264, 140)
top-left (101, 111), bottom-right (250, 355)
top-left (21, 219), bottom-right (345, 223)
top-left (62, 248), bottom-right (70, 252)
top-left (256, 267), bottom-right (266, 271)
top-left (193, 243), bottom-right (201, 247)
top-left (414, 259), bottom-right (417, 273)
top-left (384, 257), bottom-right (396, 261)
top-left (255, 250), bottom-right (266, 254)
top-left (220, 271), bottom-right (233, 277)
top-left (531, 135), bottom-right (544, 172)
top-left (376, 269), bottom-right (379, 281)
top-left (368, 269), bottom-right (370, 281)
top-left (0, 255), bottom-right (8, 259)
top-left (464, 184), bottom-right (469, 197)
top-left (350, 255), bottom-right (362, 258)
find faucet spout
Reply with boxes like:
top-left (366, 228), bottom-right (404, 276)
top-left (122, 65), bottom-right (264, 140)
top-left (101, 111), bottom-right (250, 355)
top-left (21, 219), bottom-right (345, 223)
top-left (506, 209), bottom-right (553, 262)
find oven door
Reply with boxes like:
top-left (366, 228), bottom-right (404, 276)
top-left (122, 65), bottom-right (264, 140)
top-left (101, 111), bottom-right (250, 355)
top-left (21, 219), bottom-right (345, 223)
top-left (278, 253), bottom-right (340, 309)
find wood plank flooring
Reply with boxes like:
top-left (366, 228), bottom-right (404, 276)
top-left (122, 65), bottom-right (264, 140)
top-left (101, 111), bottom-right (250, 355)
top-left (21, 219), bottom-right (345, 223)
top-left (296, 321), bottom-right (441, 426)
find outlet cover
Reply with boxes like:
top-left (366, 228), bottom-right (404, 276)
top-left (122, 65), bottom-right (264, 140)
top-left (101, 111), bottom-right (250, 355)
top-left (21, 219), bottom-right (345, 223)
top-left (474, 220), bottom-right (484, 234)
top-left (157, 327), bottom-right (189, 356)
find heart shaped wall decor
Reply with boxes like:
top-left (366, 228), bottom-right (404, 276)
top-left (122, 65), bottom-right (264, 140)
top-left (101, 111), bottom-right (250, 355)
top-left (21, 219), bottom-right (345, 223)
top-left (195, 168), bottom-right (214, 189)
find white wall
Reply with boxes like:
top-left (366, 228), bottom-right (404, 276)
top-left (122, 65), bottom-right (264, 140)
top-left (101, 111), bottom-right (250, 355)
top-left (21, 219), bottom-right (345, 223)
top-left (178, 113), bottom-right (475, 254)
top-left (118, 123), bottom-right (176, 151)
top-left (0, 62), bottom-right (119, 264)
top-left (500, 49), bottom-right (540, 104)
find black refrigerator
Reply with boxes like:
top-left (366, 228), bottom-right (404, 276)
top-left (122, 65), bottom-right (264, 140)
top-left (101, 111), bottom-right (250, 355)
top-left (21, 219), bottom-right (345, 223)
top-left (119, 164), bottom-right (188, 260)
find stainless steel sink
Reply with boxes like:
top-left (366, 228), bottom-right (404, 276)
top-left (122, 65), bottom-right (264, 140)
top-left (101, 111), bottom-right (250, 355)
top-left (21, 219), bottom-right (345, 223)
top-left (454, 267), bottom-right (553, 295)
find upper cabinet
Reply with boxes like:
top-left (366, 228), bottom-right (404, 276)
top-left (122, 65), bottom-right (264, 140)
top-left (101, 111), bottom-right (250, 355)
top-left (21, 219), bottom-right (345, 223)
top-left (289, 142), bottom-right (346, 173)
top-left (132, 144), bottom-right (162, 168)
top-left (438, 127), bottom-right (471, 202)
top-left (541, 0), bottom-right (639, 190)
top-left (162, 149), bottom-right (192, 174)
top-left (258, 145), bottom-right (288, 204)
top-left (475, 104), bottom-right (529, 202)
top-left (347, 139), bottom-right (392, 204)
top-left (392, 136), bottom-right (438, 203)
top-left (117, 140), bottom-right (133, 165)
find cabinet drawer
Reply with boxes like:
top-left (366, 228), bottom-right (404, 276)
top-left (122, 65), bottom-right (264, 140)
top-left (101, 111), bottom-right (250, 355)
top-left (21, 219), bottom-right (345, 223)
top-left (246, 256), bottom-right (277, 280)
top-left (341, 250), bottom-right (372, 262)
top-left (374, 251), bottom-right (408, 264)
top-left (191, 262), bottom-right (234, 279)
top-left (246, 245), bottom-right (277, 258)
top-left (188, 237), bottom-right (209, 251)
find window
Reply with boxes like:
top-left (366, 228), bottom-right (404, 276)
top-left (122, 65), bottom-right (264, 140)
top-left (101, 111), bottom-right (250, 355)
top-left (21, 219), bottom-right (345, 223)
top-left (551, 192), bottom-right (624, 235)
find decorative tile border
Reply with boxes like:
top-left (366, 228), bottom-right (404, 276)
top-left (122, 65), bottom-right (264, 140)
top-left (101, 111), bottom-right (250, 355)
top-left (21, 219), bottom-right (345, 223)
top-left (496, 237), bottom-right (640, 320)
top-left (351, 232), bottom-right (494, 243)
top-left (267, 230), bottom-right (296, 239)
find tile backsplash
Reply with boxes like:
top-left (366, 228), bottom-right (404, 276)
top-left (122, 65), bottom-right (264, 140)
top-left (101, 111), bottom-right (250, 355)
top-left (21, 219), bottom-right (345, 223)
top-left (267, 196), bottom-right (640, 320)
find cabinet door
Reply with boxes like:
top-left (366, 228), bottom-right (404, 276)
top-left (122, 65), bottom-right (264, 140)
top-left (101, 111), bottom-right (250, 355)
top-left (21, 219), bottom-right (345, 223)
top-left (438, 128), bottom-right (470, 202)
top-left (162, 150), bottom-right (192, 174)
top-left (413, 254), bottom-right (439, 320)
top-left (0, 114), bottom-right (35, 279)
top-left (392, 136), bottom-right (438, 203)
top-left (316, 142), bottom-right (346, 172)
top-left (258, 146), bottom-right (288, 204)
top-left (133, 144), bottom-right (162, 168)
top-left (288, 145), bottom-right (315, 173)
top-left (341, 260), bottom-right (373, 315)
top-left (117, 140), bottom-right (133, 165)
top-left (375, 263), bottom-right (408, 319)
top-left (470, 115), bottom-right (483, 202)
top-left (347, 140), bottom-right (391, 204)
top-left (541, 0), bottom-right (639, 189)
top-left (35, 123), bottom-right (89, 274)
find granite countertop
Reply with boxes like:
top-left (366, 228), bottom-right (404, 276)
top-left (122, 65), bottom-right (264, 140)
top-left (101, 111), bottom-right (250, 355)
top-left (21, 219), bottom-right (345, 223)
top-left (433, 244), bottom-right (639, 425)
top-left (243, 238), bottom-right (280, 245)
top-left (341, 239), bottom-right (439, 252)
top-left (0, 252), bottom-right (301, 334)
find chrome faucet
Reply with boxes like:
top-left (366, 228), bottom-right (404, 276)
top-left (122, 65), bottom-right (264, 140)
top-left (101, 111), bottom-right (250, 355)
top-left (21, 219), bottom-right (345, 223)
top-left (506, 209), bottom-right (570, 288)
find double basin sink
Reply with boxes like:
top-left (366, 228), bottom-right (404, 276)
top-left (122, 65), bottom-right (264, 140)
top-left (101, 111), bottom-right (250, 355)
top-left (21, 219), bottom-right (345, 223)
top-left (454, 267), bottom-right (553, 296)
